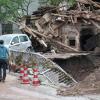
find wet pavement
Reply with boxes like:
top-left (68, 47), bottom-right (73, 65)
top-left (0, 74), bottom-right (50, 100)
top-left (0, 73), bottom-right (100, 100)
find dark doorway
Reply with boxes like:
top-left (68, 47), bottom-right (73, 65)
top-left (69, 39), bottom-right (76, 47)
top-left (80, 28), bottom-right (96, 51)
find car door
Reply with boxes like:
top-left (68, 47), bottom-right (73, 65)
top-left (9, 36), bottom-right (20, 51)
top-left (19, 35), bottom-right (31, 51)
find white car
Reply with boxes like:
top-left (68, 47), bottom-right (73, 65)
top-left (0, 34), bottom-right (32, 52)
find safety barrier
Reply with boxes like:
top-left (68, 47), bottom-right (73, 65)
top-left (9, 50), bottom-right (77, 86)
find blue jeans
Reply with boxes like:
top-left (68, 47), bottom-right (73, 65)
top-left (0, 59), bottom-right (7, 80)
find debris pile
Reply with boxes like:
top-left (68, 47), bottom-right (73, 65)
top-left (57, 54), bottom-right (100, 96)
top-left (57, 69), bottom-right (100, 96)
top-left (19, 0), bottom-right (100, 53)
top-left (14, 0), bottom-right (100, 96)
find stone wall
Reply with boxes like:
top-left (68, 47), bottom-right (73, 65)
top-left (60, 24), bottom-right (80, 51)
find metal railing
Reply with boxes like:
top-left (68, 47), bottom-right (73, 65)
top-left (9, 50), bottom-right (77, 85)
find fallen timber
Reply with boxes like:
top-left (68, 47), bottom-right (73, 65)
top-left (10, 20), bottom-right (79, 53)
top-left (21, 24), bottom-right (79, 52)
top-left (10, 0), bottom-right (100, 53)
top-left (43, 52), bottom-right (90, 59)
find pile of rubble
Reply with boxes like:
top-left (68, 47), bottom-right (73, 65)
top-left (13, 0), bottom-right (100, 96)
top-left (57, 54), bottom-right (100, 96)
top-left (18, 0), bottom-right (100, 53)
top-left (57, 67), bottom-right (100, 96)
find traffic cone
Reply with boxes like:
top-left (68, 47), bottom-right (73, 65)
top-left (21, 67), bottom-right (30, 84)
top-left (32, 68), bottom-right (40, 86)
top-left (18, 65), bottom-right (24, 80)
top-left (19, 67), bottom-right (24, 80)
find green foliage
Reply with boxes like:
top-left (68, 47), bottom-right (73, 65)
top-left (28, 55), bottom-right (38, 68)
top-left (15, 53), bottom-right (23, 66)
top-left (0, 0), bottom-right (34, 22)
top-left (68, 0), bottom-right (76, 6)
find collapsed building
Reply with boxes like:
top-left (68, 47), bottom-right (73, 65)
top-left (12, 0), bottom-right (99, 80)
top-left (18, 0), bottom-right (100, 53)
top-left (11, 0), bottom-right (100, 95)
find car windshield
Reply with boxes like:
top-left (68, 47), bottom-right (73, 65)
top-left (0, 35), bottom-right (11, 45)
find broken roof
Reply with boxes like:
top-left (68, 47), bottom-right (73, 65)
top-left (17, 0), bottom-right (100, 53)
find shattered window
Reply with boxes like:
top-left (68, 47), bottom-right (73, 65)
top-left (67, 31), bottom-right (76, 47)
top-left (69, 39), bottom-right (76, 46)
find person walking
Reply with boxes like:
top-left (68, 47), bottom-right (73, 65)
top-left (0, 40), bottom-right (9, 82)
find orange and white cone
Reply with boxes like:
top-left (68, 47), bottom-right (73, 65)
top-left (19, 67), bottom-right (24, 80)
top-left (21, 67), bottom-right (30, 84)
top-left (18, 65), bottom-right (25, 80)
top-left (32, 68), bottom-right (40, 86)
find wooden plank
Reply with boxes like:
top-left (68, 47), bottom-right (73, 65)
top-left (43, 53), bottom-right (90, 59)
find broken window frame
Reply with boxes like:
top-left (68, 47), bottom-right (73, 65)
top-left (69, 38), bottom-right (76, 47)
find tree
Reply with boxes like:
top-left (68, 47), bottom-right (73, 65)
top-left (0, 0), bottom-right (34, 22)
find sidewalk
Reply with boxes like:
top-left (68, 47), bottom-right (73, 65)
top-left (0, 73), bottom-right (100, 100)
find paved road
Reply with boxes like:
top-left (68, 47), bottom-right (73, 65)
top-left (0, 74), bottom-right (50, 100)
top-left (0, 74), bottom-right (100, 100)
